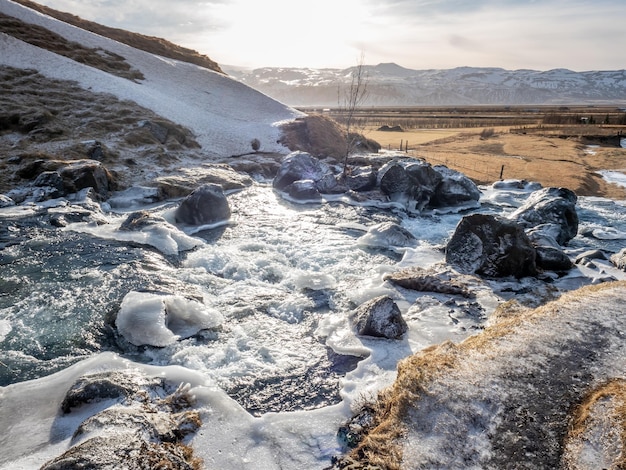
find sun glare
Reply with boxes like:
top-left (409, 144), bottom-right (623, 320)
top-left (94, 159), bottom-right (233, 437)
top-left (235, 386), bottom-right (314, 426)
top-left (202, 0), bottom-right (375, 67)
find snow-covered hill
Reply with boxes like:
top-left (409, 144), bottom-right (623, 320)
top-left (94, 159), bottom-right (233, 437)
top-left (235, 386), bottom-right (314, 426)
top-left (0, 0), bottom-right (302, 157)
top-left (226, 63), bottom-right (626, 107)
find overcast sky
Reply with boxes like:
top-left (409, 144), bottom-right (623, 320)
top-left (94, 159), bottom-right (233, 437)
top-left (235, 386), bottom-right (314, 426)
top-left (36, 0), bottom-right (624, 71)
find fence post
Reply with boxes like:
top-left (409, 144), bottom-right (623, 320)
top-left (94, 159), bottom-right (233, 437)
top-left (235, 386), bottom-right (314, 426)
top-left (405, 141), bottom-right (409, 153)
top-left (499, 165), bottom-right (505, 180)
top-left (400, 139), bottom-right (403, 151)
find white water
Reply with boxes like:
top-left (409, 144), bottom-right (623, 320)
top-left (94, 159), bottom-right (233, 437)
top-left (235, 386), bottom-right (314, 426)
top-left (2, 181), bottom-right (626, 469)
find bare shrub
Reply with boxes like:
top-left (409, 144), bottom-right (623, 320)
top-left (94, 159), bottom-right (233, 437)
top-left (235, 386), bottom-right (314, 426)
top-left (480, 128), bottom-right (495, 140)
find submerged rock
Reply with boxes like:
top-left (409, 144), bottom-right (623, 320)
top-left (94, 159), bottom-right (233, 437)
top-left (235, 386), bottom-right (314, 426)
top-left (358, 221), bottom-right (416, 249)
top-left (351, 295), bottom-right (408, 339)
top-left (383, 266), bottom-right (473, 297)
top-left (446, 213), bottom-right (537, 278)
top-left (509, 187), bottom-right (578, 245)
top-left (174, 183), bottom-right (230, 225)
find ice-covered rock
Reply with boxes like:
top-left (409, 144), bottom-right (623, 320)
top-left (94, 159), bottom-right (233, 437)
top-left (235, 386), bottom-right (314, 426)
top-left (509, 187), bottom-right (578, 245)
top-left (115, 291), bottom-right (223, 347)
top-left (358, 221), bottom-right (416, 249)
top-left (378, 160), bottom-right (480, 211)
top-left (0, 194), bottom-right (15, 207)
top-left (431, 165), bottom-right (482, 208)
top-left (350, 295), bottom-right (408, 339)
top-left (446, 213), bottom-right (537, 278)
top-left (273, 151), bottom-right (337, 194)
top-left (174, 183), bottom-right (231, 226)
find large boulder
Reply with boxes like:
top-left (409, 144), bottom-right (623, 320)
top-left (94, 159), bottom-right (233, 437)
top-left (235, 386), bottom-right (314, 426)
top-left (273, 151), bottom-right (336, 194)
top-left (174, 183), bottom-right (230, 225)
top-left (379, 161), bottom-right (440, 210)
top-left (155, 164), bottom-right (253, 198)
top-left (509, 187), bottom-right (578, 245)
top-left (378, 160), bottom-right (480, 211)
top-left (350, 295), bottom-right (408, 339)
top-left (431, 165), bottom-right (482, 208)
top-left (446, 213), bottom-right (538, 278)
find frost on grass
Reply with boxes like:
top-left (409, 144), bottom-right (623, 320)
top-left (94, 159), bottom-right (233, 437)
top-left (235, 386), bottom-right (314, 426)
top-left (335, 282), bottom-right (626, 469)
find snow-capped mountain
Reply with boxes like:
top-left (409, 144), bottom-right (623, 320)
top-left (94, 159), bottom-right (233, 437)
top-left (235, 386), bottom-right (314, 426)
top-left (225, 63), bottom-right (626, 107)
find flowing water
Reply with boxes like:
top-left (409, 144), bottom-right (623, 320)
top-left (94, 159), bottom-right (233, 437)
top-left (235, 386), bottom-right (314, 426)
top-left (1, 179), bottom-right (626, 468)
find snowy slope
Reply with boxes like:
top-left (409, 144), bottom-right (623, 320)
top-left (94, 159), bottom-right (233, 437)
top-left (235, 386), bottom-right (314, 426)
top-left (0, 0), bottom-right (303, 157)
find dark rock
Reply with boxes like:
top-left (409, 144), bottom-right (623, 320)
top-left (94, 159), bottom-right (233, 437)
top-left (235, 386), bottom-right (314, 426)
top-left (383, 266), bottom-right (473, 297)
top-left (33, 170), bottom-right (65, 198)
top-left (286, 180), bottom-right (322, 201)
top-left (7, 156), bottom-right (22, 164)
top-left (378, 162), bottom-right (411, 197)
top-left (509, 187), bottom-right (578, 245)
top-left (610, 248), bottom-right (626, 271)
top-left (273, 151), bottom-right (334, 192)
top-left (351, 295), bottom-right (408, 339)
top-left (345, 166), bottom-right (377, 192)
top-left (59, 160), bottom-right (112, 199)
top-left (17, 159), bottom-right (45, 179)
top-left (174, 183), bottom-right (230, 225)
top-left (535, 246), bottom-right (573, 272)
top-left (378, 161), bottom-right (479, 211)
top-left (446, 213), bottom-right (537, 278)
top-left (431, 165), bottom-right (481, 208)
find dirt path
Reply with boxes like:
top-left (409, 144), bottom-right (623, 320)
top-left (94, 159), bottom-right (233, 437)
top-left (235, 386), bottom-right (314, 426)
top-left (366, 127), bottom-right (626, 199)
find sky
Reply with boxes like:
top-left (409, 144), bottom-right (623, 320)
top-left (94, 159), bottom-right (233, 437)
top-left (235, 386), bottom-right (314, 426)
top-left (34, 0), bottom-right (625, 71)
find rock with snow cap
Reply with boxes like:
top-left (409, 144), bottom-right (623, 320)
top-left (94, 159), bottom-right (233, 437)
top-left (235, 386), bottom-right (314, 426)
top-left (430, 165), bottom-right (481, 208)
top-left (509, 187), bottom-right (578, 245)
top-left (351, 295), bottom-right (408, 339)
top-left (174, 183), bottom-right (230, 226)
top-left (273, 151), bottom-right (336, 193)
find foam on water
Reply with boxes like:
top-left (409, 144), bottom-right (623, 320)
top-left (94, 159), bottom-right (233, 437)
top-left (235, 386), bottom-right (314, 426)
top-left (3, 181), bottom-right (626, 468)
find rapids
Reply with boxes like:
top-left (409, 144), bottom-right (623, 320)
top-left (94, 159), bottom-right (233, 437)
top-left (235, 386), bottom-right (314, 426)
top-left (1, 179), bottom-right (626, 468)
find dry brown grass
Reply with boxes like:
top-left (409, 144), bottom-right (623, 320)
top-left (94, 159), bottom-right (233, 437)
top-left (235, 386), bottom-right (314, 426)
top-left (339, 282), bottom-right (626, 468)
top-left (12, 0), bottom-right (223, 74)
top-left (279, 114), bottom-right (357, 161)
top-left (0, 12), bottom-right (144, 81)
top-left (366, 126), bottom-right (626, 198)
top-left (563, 379), bottom-right (626, 468)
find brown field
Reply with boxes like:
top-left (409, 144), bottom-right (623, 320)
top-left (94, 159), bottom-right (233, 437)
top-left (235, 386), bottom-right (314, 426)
top-left (331, 106), bottom-right (626, 199)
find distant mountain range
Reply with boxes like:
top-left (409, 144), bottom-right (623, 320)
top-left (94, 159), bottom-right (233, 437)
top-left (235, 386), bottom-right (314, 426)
top-left (224, 63), bottom-right (626, 107)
